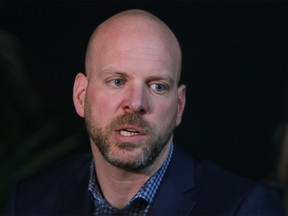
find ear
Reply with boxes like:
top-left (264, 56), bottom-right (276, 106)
top-left (73, 73), bottom-right (88, 117)
top-left (176, 84), bottom-right (186, 126)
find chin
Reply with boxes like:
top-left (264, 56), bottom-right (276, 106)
top-left (106, 148), bottom-right (151, 171)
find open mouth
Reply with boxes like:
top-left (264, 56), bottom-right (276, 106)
top-left (120, 129), bottom-right (139, 136)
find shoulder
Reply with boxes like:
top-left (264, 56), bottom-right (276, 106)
top-left (195, 159), bottom-right (283, 214)
top-left (168, 145), bottom-right (284, 215)
top-left (170, 145), bottom-right (261, 191)
top-left (18, 153), bottom-right (92, 189)
top-left (171, 144), bottom-right (266, 190)
top-left (5, 153), bottom-right (92, 215)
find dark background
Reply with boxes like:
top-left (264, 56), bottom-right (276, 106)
top-left (1, 0), bottom-right (288, 212)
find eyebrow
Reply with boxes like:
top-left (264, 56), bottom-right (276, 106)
top-left (100, 69), bottom-right (175, 86)
top-left (100, 70), bottom-right (129, 78)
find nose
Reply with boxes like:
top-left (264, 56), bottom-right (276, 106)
top-left (122, 84), bottom-right (149, 114)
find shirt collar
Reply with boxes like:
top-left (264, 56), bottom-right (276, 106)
top-left (130, 143), bottom-right (174, 204)
top-left (88, 143), bottom-right (174, 206)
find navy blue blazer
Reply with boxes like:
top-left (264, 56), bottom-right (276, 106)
top-left (6, 145), bottom-right (284, 215)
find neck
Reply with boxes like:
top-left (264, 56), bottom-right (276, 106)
top-left (90, 140), bottom-right (172, 209)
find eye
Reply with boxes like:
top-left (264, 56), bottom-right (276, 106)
top-left (111, 79), bottom-right (125, 87)
top-left (150, 83), bottom-right (167, 94)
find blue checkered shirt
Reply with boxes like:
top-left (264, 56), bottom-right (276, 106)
top-left (88, 144), bottom-right (174, 216)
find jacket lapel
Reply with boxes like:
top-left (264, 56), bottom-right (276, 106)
top-left (149, 145), bottom-right (197, 215)
top-left (58, 180), bottom-right (93, 215)
top-left (58, 154), bottom-right (93, 215)
top-left (56, 147), bottom-right (197, 215)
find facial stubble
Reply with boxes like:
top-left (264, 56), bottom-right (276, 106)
top-left (85, 106), bottom-right (177, 171)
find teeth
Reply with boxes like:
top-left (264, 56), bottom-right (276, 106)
top-left (126, 129), bottom-right (137, 132)
top-left (120, 130), bottom-right (139, 136)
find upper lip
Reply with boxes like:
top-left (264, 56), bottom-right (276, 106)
top-left (115, 125), bottom-right (146, 135)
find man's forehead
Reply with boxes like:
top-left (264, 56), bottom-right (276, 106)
top-left (95, 9), bottom-right (165, 34)
top-left (88, 10), bottom-right (179, 53)
top-left (85, 9), bottom-right (182, 83)
top-left (91, 14), bottom-right (171, 47)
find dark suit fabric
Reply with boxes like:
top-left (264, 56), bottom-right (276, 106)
top-left (5, 145), bottom-right (284, 215)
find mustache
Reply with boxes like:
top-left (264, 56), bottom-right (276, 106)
top-left (109, 112), bottom-right (152, 132)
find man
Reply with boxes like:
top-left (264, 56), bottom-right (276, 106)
top-left (6, 9), bottom-right (284, 215)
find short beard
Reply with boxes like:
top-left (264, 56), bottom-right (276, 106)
top-left (85, 111), bottom-right (177, 171)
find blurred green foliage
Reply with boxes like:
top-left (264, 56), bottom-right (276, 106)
top-left (0, 29), bottom-right (82, 213)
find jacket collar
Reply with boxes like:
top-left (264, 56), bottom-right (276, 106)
top-left (57, 145), bottom-right (197, 215)
top-left (149, 144), bottom-right (197, 215)
top-left (58, 154), bottom-right (93, 215)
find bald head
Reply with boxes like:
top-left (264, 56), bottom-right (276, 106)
top-left (73, 9), bottom-right (187, 172)
top-left (85, 9), bottom-right (182, 83)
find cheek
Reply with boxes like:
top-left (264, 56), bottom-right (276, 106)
top-left (85, 87), bottom-right (122, 121)
top-left (85, 89), bottom-right (105, 120)
top-left (153, 100), bottom-right (178, 125)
